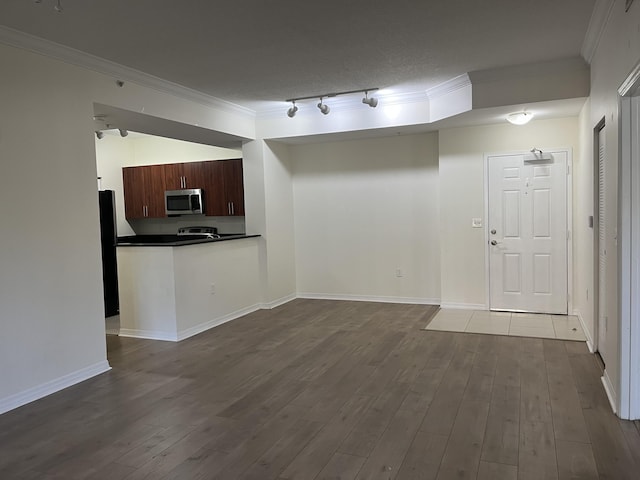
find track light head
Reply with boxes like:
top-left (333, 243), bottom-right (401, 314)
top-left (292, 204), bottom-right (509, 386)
top-left (287, 102), bottom-right (298, 118)
top-left (362, 91), bottom-right (378, 108)
top-left (95, 131), bottom-right (104, 140)
top-left (317, 98), bottom-right (330, 115)
top-left (54, 0), bottom-right (63, 12)
top-left (118, 128), bottom-right (129, 137)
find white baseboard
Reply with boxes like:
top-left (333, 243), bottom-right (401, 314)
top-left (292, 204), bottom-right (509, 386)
top-left (601, 371), bottom-right (618, 415)
top-left (261, 293), bottom-right (297, 309)
top-left (439, 302), bottom-right (487, 310)
top-left (297, 292), bottom-right (440, 305)
top-left (119, 328), bottom-right (179, 342)
top-left (176, 304), bottom-right (262, 341)
top-left (573, 309), bottom-right (595, 353)
top-left (0, 360), bottom-right (111, 415)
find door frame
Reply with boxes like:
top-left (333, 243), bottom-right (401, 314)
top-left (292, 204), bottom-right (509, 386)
top-left (617, 60), bottom-right (640, 420)
top-left (483, 149), bottom-right (573, 314)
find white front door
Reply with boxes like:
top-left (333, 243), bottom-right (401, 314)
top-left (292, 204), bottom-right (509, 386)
top-left (488, 152), bottom-right (568, 314)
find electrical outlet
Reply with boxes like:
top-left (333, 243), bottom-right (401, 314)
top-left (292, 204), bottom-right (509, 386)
top-left (395, 268), bottom-right (403, 277)
top-left (210, 283), bottom-right (216, 295)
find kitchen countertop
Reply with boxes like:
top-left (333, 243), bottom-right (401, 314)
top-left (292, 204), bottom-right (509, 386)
top-left (117, 234), bottom-right (260, 247)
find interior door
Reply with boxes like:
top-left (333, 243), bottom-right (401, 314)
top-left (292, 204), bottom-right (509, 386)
top-left (596, 125), bottom-right (607, 358)
top-left (488, 152), bottom-right (568, 314)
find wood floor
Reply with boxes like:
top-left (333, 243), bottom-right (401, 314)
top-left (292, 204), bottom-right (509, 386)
top-left (1, 299), bottom-right (640, 479)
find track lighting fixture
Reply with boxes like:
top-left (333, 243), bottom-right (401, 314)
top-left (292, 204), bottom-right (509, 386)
top-left (118, 128), bottom-right (129, 137)
top-left (287, 101), bottom-right (298, 118)
top-left (95, 131), bottom-right (104, 140)
top-left (362, 91), bottom-right (378, 108)
top-left (317, 98), bottom-right (330, 115)
top-left (285, 87), bottom-right (379, 117)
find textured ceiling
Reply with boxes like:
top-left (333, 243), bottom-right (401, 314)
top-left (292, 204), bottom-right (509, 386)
top-left (0, 0), bottom-right (596, 111)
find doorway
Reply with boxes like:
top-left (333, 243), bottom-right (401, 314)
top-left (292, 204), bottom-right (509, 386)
top-left (486, 150), bottom-right (569, 314)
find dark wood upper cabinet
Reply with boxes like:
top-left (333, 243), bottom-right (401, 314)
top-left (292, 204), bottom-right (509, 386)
top-left (223, 159), bottom-right (245, 216)
top-left (122, 159), bottom-right (245, 219)
top-left (122, 165), bottom-right (166, 219)
top-left (163, 162), bottom-right (205, 190)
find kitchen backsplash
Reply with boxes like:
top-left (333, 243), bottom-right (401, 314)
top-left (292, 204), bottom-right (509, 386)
top-left (128, 216), bottom-right (246, 236)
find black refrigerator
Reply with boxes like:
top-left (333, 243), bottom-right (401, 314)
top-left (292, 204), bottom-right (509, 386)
top-left (99, 190), bottom-right (120, 317)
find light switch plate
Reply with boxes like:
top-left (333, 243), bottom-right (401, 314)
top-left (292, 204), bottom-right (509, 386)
top-left (472, 218), bottom-right (483, 228)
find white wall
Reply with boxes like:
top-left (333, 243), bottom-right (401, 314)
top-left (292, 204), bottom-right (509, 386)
top-left (0, 45), bottom-right (110, 413)
top-left (291, 133), bottom-right (440, 303)
top-left (242, 140), bottom-right (297, 306)
top-left (0, 41), bottom-right (255, 414)
top-left (585, 0), bottom-right (640, 413)
top-left (95, 134), bottom-right (136, 236)
top-left (574, 98), bottom-right (596, 348)
top-left (439, 117), bottom-right (580, 308)
top-left (117, 239), bottom-right (261, 341)
top-left (95, 133), bottom-right (243, 236)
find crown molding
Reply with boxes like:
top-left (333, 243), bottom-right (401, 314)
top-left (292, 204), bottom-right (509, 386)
top-left (581, 0), bottom-right (615, 64)
top-left (0, 25), bottom-right (255, 118)
top-left (425, 74), bottom-right (472, 99)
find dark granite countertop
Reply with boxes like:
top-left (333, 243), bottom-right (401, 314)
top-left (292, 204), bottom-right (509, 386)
top-left (117, 234), bottom-right (260, 247)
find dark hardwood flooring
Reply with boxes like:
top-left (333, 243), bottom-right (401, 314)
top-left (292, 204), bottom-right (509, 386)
top-left (1, 299), bottom-right (639, 479)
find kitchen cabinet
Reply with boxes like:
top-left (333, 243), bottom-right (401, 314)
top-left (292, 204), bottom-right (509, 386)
top-left (163, 162), bottom-right (205, 190)
top-left (122, 165), bottom-right (166, 219)
top-left (122, 159), bottom-right (245, 219)
top-left (203, 159), bottom-right (244, 216)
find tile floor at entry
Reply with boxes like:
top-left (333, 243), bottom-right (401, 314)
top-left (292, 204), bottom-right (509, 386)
top-left (425, 309), bottom-right (587, 341)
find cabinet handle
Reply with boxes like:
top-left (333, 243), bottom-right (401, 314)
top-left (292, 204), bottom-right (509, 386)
top-left (231, 202), bottom-right (234, 215)
top-left (227, 202), bottom-right (231, 215)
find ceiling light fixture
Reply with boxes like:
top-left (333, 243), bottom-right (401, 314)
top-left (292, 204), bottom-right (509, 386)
top-left (317, 98), bottom-right (330, 115)
top-left (362, 91), bottom-right (378, 108)
top-left (287, 101), bottom-right (298, 118)
top-left (285, 87), bottom-right (379, 117)
top-left (507, 111), bottom-right (534, 125)
top-left (95, 131), bottom-right (104, 140)
top-left (119, 129), bottom-right (129, 137)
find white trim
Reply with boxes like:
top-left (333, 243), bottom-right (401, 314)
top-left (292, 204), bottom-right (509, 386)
top-left (0, 361), bottom-right (111, 415)
top-left (618, 71), bottom-right (640, 420)
top-left (176, 304), bottom-right (262, 341)
top-left (119, 304), bottom-right (263, 342)
top-left (574, 309), bottom-right (596, 353)
top-left (602, 372), bottom-right (618, 415)
top-left (439, 302), bottom-right (487, 310)
top-left (0, 25), bottom-right (255, 118)
top-left (118, 329), bottom-right (179, 342)
top-left (298, 292), bottom-right (440, 305)
top-left (619, 59), bottom-right (640, 97)
top-left (261, 293), bottom-right (297, 310)
top-left (581, 0), bottom-right (615, 64)
top-left (425, 74), bottom-right (472, 99)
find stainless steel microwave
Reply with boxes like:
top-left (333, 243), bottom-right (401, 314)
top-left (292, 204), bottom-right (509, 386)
top-left (165, 189), bottom-right (204, 216)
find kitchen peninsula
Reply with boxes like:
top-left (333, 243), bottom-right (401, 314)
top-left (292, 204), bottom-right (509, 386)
top-left (117, 235), bottom-right (261, 341)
